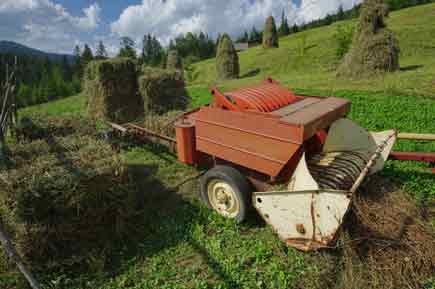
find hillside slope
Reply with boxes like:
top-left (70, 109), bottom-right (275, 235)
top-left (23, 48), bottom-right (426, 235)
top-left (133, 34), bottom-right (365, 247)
top-left (190, 4), bottom-right (435, 97)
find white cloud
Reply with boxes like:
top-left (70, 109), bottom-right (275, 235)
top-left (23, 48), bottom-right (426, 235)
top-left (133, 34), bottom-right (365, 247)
top-left (111, 0), bottom-right (361, 45)
top-left (298, 0), bottom-right (362, 23)
top-left (76, 4), bottom-right (101, 30)
top-left (111, 0), bottom-right (298, 45)
top-left (0, 0), bottom-right (39, 12)
top-left (0, 0), bottom-right (101, 54)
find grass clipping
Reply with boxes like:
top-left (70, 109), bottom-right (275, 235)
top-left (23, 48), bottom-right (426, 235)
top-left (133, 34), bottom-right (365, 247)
top-left (338, 176), bottom-right (435, 289)
top-left (337, 0), bottom-right (400, 78)
top-left (84, 58), bottom-right (144, 123)
top-left (0, 116), bottom-right (141, 268)
top-left (139, 67), bottom-right (188, 114)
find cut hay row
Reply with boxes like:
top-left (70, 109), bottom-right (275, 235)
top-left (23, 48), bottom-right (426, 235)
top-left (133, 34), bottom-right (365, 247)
top-left (338, 176), bottom-right (435, 289)
top-left (0, 117), bottom-right (142, 269)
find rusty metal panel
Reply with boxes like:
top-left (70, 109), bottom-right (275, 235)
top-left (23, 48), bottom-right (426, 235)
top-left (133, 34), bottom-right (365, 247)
top-left (277, 97), bottom-right (351, 141)
top-left (191, 106), bottom-right (304, 144)
top-left (190, 107), bottom-right (303, 177)
top-left (280, 97), bottom-right (350, 125)
top-left (271, 98), bottom-right (322, 116)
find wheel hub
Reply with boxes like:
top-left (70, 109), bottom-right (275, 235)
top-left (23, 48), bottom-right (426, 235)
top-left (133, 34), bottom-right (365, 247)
top-left (207, 180), bottom-right (240, 218)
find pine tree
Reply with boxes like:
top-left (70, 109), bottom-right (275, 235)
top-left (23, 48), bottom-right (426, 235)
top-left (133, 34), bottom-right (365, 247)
top-left (279, 10), bottom-right (290, 36)
top-left (81, 44), bottom-right (94, 67)
top-left (263, 16), bottom-right (279, 48)
top-left (216, 34), bottom-right (239, 80)
top-left (118, 37), bottom-right (137, 59)
top-left (249, 26), bottom-right (261, 43)
top-left (96, 41), bottom-right (108, 59)
top-left (337, 5), bottom-right (345, 20)
top-left (73, 45), bottom-right (81, 68)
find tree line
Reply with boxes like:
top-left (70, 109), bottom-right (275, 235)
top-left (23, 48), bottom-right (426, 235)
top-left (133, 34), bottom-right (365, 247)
top-left (2, 0), bottom-right (432, 108)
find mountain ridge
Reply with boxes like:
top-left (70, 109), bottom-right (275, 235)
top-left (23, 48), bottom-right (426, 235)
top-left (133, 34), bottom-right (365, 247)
top-left (0, 40), bottom-right (75, 63)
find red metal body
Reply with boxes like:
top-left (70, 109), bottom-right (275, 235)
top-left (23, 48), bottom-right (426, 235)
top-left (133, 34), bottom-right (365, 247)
top-left (389, 151), bottom-right (435, 173)
top-left (176, 79), bottom-right (351, 183)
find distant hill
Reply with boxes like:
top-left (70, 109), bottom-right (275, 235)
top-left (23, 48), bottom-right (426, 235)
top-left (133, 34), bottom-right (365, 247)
top-left (0, 40), bottom-right (75, 63)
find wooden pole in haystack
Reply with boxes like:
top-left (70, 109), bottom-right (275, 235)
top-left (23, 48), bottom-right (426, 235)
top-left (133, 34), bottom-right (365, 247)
top-left (0, 57), bottom-right (42, 289)
top-left (0, 223), bottom-right (42, 289)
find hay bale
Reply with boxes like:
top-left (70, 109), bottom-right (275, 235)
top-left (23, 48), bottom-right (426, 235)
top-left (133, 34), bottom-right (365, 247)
top-left (263, 16), bottom-right (279, 49)
top-left (166, 50), bottom-right (183, 72)
top-left (216, 34), bottom-right (239, 80)
top-left (84, 58), bottom-right (144, 123)
top-left (337, 0), bottom-right (400, 78)
top-left (0, 117), bottom-right (142, 268)
top-left (138, 67), bottom-right (188, 114)
top-left (338, 176), bottom-right (435, 289)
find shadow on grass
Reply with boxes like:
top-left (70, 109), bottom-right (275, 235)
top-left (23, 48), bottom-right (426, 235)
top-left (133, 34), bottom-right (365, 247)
top-left (12, 118), bottom-right (262, 288)
top-left (400, 65), bottom-right (423, 72)
top-left (241, 68), bottom-right (261, 79)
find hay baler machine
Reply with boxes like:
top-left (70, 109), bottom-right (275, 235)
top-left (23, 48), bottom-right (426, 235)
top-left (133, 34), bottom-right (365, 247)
top-left (111, 78), bottom-right (435, 251)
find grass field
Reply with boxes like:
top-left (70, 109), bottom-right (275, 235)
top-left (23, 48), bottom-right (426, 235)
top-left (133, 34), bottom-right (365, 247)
top-left (2, 3), bottom-right (435, 289)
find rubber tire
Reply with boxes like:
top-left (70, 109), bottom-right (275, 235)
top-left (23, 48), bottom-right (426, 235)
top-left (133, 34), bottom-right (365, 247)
top-left (200, 165), bottom-right (252, 223)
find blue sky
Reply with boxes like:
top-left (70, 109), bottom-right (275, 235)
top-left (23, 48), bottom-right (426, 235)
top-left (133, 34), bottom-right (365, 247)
top-left (0, 0), bottom-right (361, 56)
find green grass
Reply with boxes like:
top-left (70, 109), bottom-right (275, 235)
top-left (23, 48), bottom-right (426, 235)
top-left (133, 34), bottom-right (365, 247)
top-left (3, 4), bottom-right (435, 289)
top-left (190, 4), bottom-right (435, 98)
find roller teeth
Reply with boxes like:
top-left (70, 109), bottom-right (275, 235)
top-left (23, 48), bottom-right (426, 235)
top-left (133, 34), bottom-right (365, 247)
top-left (308, 152), bottom-right (368, 191)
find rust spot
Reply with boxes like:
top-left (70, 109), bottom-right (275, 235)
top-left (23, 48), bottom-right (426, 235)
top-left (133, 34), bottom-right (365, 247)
top-left (296, 224), bottom-right (306, 235)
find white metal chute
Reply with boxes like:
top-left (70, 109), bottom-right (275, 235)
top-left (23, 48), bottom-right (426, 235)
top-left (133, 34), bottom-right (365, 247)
top-left (253, 118), bottom-right (397, 251)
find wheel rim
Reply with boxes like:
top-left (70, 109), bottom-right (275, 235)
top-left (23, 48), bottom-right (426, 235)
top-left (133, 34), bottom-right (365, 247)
top-left (207, 179), bottom-right (240, 218)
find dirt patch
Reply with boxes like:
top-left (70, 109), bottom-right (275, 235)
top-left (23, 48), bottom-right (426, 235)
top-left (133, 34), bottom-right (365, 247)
top-left (337, 176), bottom-right (435, 289)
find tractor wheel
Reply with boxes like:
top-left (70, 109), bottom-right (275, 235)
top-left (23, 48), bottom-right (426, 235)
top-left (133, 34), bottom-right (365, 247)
top-left (200, 165), bottom-right (252, 223)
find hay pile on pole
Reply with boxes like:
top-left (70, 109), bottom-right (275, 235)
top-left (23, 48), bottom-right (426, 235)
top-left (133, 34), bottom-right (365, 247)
top-left (263, 16), bottom-right (279, 49)
top-left (166, 50), bottom-right (183, 72)
top-left (138, 67), bottom-right (188, 114)
top-left (337, 0), bottom-right (400, 78)
top-left (216, 34), bottom-right (239, 80)
top-left (84, 58), bottom-right (144, 123)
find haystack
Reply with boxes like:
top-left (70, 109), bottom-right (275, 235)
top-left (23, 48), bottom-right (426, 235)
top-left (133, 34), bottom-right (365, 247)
top-left (138, 67), bottom-right (188, 114)
top-left (166, 50), bottom-right (183, 71)
top-left (84, 58), bottom-right (144, 123)
top-left (263, 16), bottom-right (279, 49)
top-left (337, 0), bottom-right (400, 78)
top-left (0, 117), bottom-right (140, 268)
top-left (216, 34), bottom-right (239, 80)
